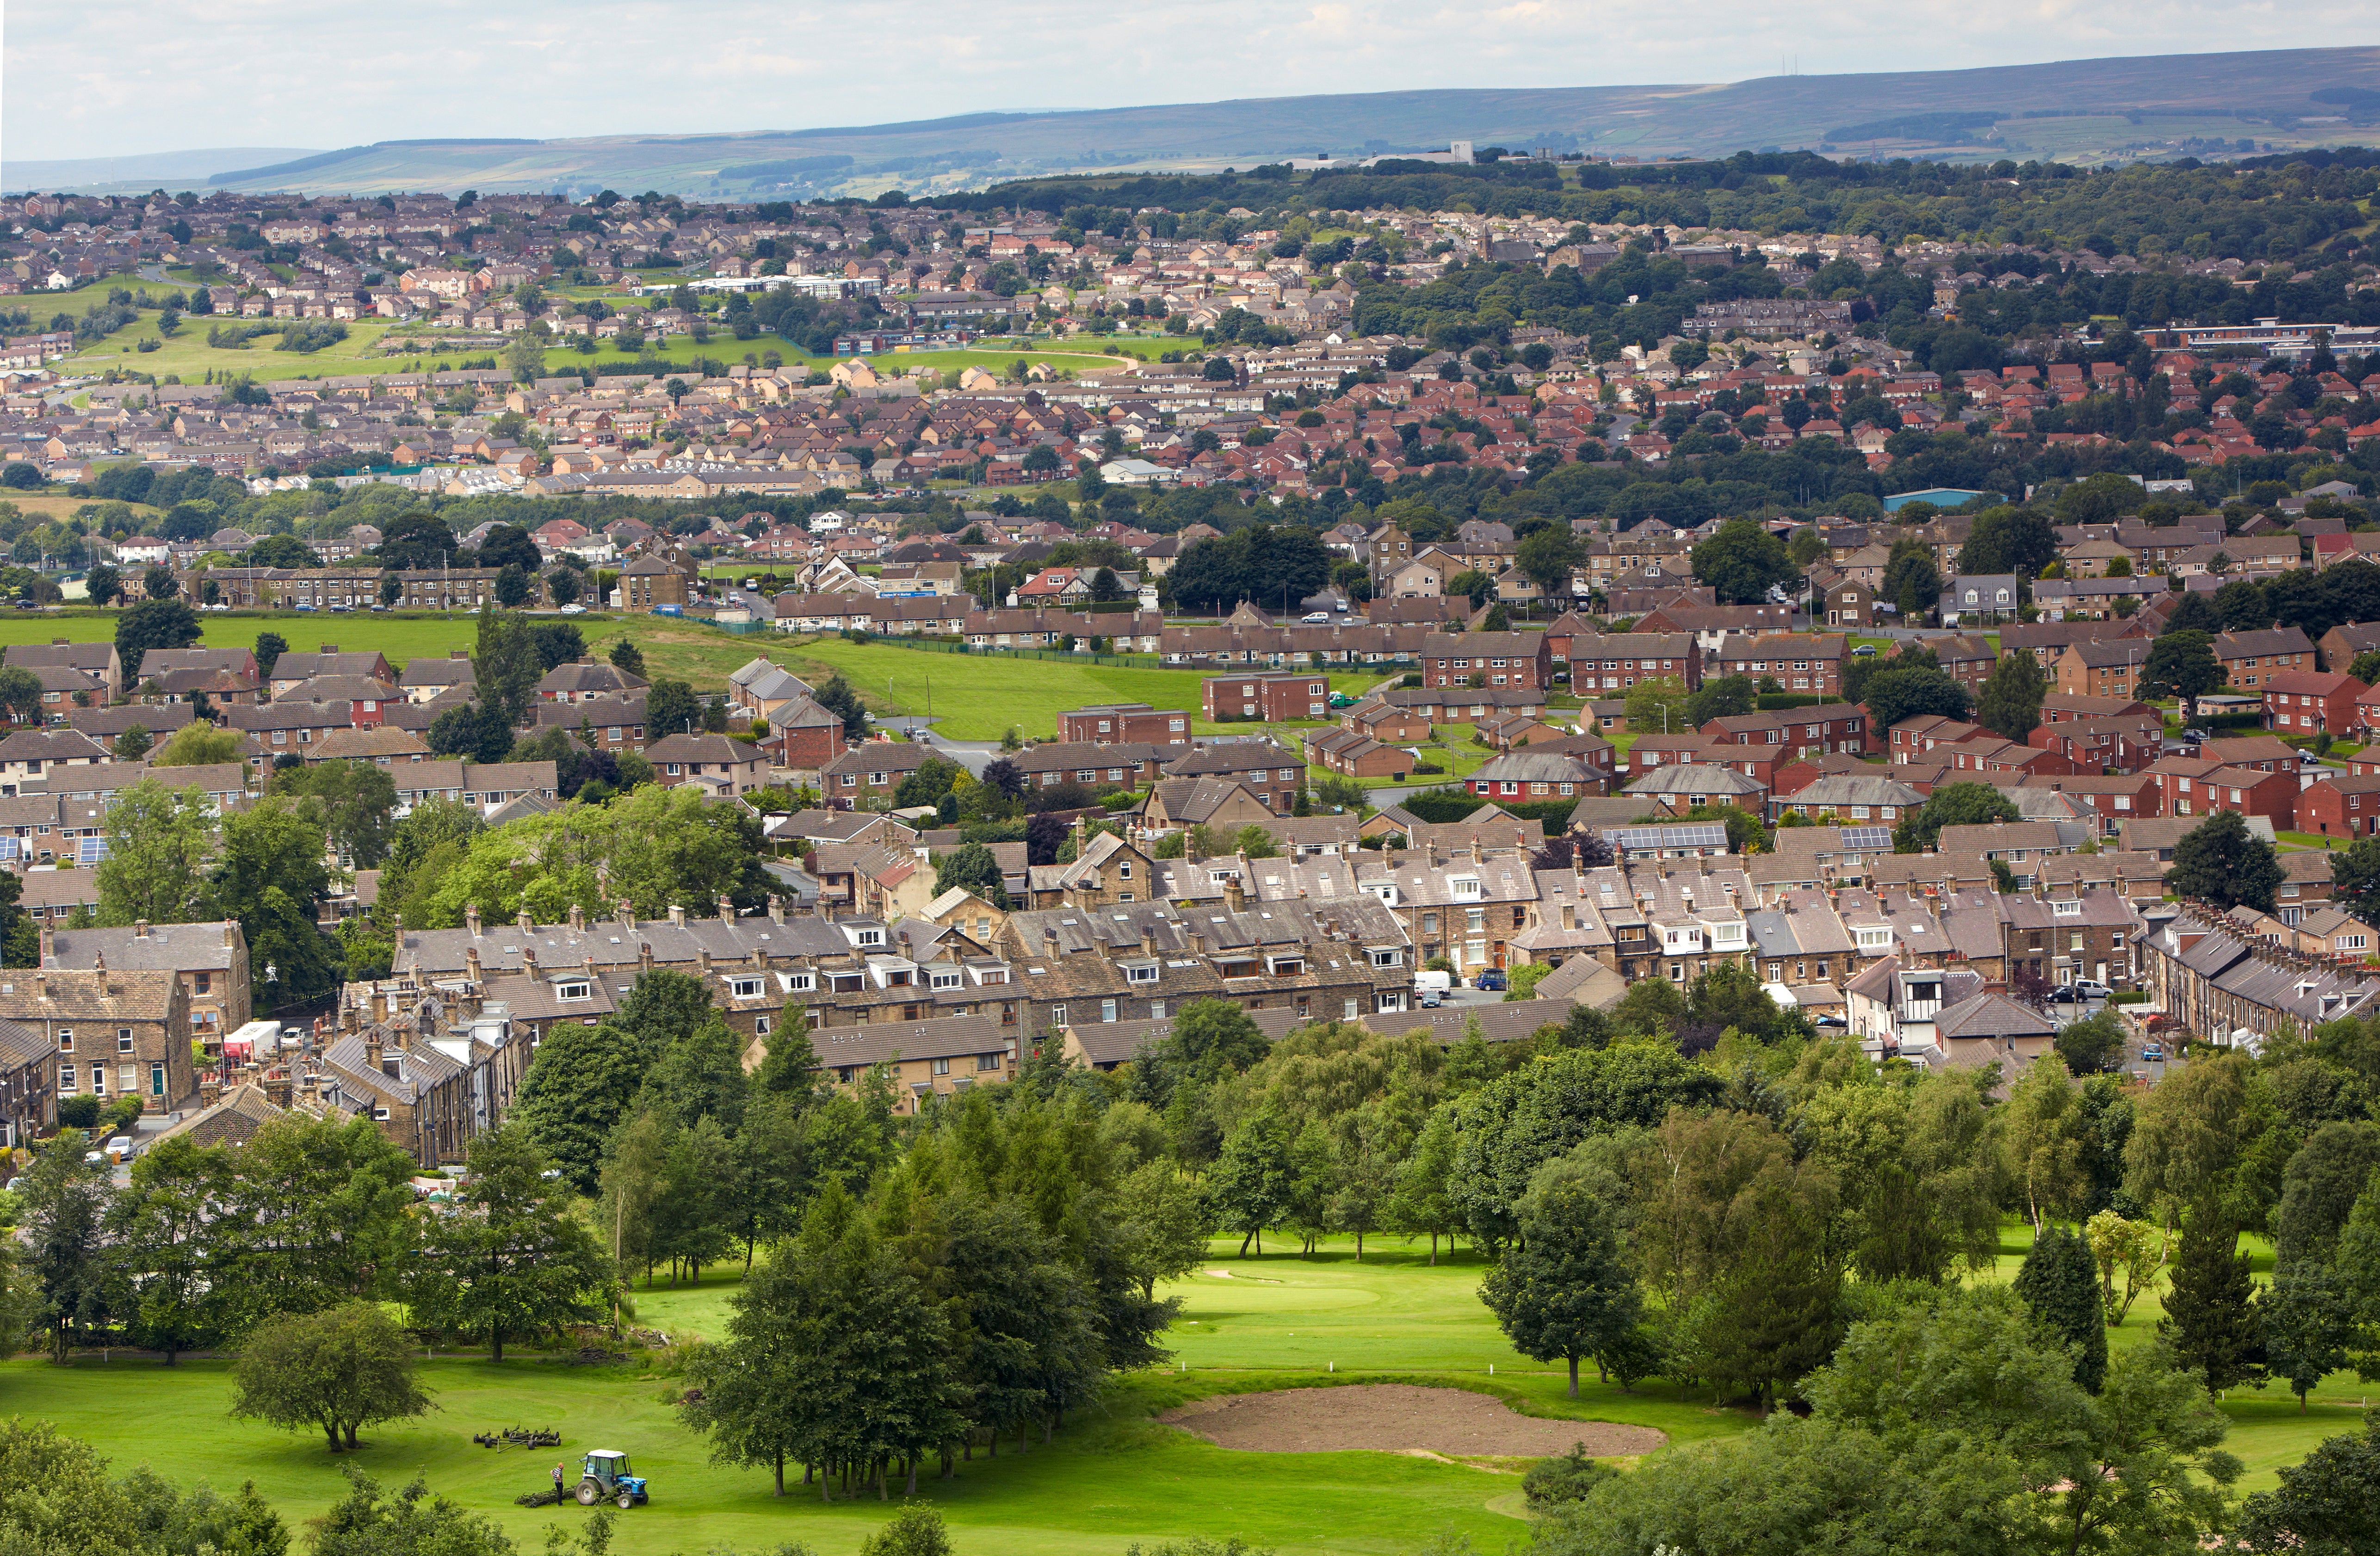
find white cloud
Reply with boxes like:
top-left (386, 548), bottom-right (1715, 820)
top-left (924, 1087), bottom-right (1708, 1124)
top-left (2, 0), bottom-right (2372, 161)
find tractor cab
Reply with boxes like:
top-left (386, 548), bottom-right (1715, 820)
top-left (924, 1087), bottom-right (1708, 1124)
top-left (575, 1450), bottom-right (649, 1509)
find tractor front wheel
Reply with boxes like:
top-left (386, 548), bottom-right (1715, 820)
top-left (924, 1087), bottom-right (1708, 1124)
top-left (575, 1481), bottom-right (601, 1506)
top-left (616, 1492), bottom-right (636, 1510)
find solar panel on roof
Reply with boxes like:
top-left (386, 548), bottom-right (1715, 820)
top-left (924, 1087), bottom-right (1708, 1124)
top-left (1668, 824), bottom-right (1729, 848)
top-left (0, 837), bottom-right (16, 862)
top-left (75, 837), bottom-right (108, 864)
top-left (1839, 826), bottom-right (1894, 851)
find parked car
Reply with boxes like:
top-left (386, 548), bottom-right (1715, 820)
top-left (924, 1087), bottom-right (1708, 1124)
top-left (1475, 969), bottom-right (1508, 991)
top-left (2183, 728), bottom-right (2210, 741)
top-left (2071, 979), bottom-right (2113, 1000)
top-left (2141, 1044), bottom-right (2165, 1062)
top-left (1852, 643), bottom-right (1878, 655)
top-left (1419, 989), bottom-right (1442, 1008)
top-left (1301, 611), bottom-right (1332, 623)
top-left (559, 603), bottom-right (587, 615)
top-left (2049, 985), bottom-right (2086, 1003)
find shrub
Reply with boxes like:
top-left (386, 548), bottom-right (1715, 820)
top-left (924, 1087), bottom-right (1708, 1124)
top-left (1523, 1443), bottom-right (1620, 1507)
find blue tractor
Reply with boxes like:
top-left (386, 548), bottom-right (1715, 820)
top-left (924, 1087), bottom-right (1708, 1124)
top-left (575, 1450), bottom-right (648, 1509)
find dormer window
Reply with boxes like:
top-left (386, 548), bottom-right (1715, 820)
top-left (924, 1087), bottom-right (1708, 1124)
top-left (1126, 963), bottom-right (1159, 984)
top-left (730, 977), bottom-right (763, 999)
top-left (930, 969), bottom-right (962, 990)
top-left (785, 972), bottom-right (815, 993)
top-left (1450, 876), bottom-right (1482, 899)
top-left (1855, 927), bottom-right (1892, 949)
top-left (856, 928), bottom-right (883, 947)
top-left (2051, 900), bottom-right (2083, 917)
top-left (556, 982), bottom-right (592, 1001)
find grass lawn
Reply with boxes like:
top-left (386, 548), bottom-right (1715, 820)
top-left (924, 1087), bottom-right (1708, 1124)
top-left (5, 1225), bottom-right (2365, 1556)
top-left (776, 636), bottom-right (1384, 741)
top-left (0, 609), bottom-right (652, 676)
top-left (57, 309), bottom-right (405, 383)
top-left (2273, 831), bottom-right (2343, 851)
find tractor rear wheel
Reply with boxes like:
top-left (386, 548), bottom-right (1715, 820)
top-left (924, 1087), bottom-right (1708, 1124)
top-left (616, 1492), bottom-right (636, 1510)
top-left (575, 1481), bottom-right (601, 1506)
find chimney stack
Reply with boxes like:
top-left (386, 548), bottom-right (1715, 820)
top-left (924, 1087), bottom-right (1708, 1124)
top-left (365, 1029), bottom-right (382, 1072)
top-left (522, 945), bottom-right (538, 972)
top-left (668, 904), bottom-right (686, 927)
top-left (37, 923), bottom-right (53, 968)
top-left (223, 919), bottom-right (238, 948)
top-left (767, 895), bottom-right (783, 924)
top-left (568, 902), bottom-right (585, 932)
top-left (1224, 875), bottom-right (1246, 914)
top-left (618, 898), bottom-right (636, 928)
top-left (465, 902), bottom-right (482, 937)
top-left (464, 945), bottom-right (482, 985)
top-left (638, 940), bottom-right (655, 971)
top-left (135, 920), bottom-right (149, 940)
top-left (698, 947), bottom-right (713, 972)
top-left (717, 895), bottom-right (735, 920)
top-left (517, 908), bottom-right (534, 933)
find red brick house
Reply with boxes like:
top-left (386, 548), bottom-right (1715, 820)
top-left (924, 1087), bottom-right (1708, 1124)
top-left (2014, 772), bottom-right (2161, 836)
top-left (1941, 738), bottom-right (2076, 780)
top-left (1061, 703), bottom-right (1192, 744)
top-left (1201, 673), bottom-right (1333, 722)
top-left (1705, 707), bottom-right (1871, 759)
top-left (2263, 670), bottom-right (2364, 737)
top-left (2213, 626), bottom-right (2316, 691)
top-left (1706, 632), bottom-right (1848, 695)
top-left (2026, 715), bottom-right (2166, 774)
top-left (2296, 772), bottom-right (2380, 838)
top-left (2149, 755), bottom-right (2299, 830)
top-left (1565, 631), bottom-right (1700, 693)
top-left (1419, 631), bottom-right (1553, 691)
top-left (2039, 694), bottom-right (2156, 724)
top-left (1890, 714), bottom-right (1998, 765)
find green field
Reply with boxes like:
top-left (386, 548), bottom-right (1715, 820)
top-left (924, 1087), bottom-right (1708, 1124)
top-left (2, 1240), bottom-right (1735, 1556)
top-left (0, 610), bottom-right (643, 672)
top-left (55, 303), bottom-right (1168, 387)
top-left (779, 636), bottom-right (1389, 741)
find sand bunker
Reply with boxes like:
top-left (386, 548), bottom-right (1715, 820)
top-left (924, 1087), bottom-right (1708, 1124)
top-left (1159, 1384), bottom-right (1665, 1457)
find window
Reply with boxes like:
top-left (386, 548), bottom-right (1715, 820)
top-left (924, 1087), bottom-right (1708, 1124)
top-left (933, 1057), bottom-right (951, 1076)
top-left (56, 1030), bottom-right (71, 1053)
top-left (730, 977), bottom-right (763, 998)
top-left (195, 971), bottom-right (210, 994)
top-left (1100, 999), bottom-right (1117, 1023)
top-left (1126, 963), bottom-right (1158, 984)
top-left (117, 1028), bottom-right (133, 1054)
top-left (976, 1051), bottom-right (1002, 1071)
top-left (1050, 1005), bottom-right (1068, 1028)
top-left (58, 1063), bottom-right (75, 1092)
top-left (557, 981), bottom-right (591, 1000)
top-left (755, 1016), bottom-right (773, 1036)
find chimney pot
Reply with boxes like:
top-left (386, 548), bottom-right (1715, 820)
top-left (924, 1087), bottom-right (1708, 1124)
top-left (717, 895), bottom-right (735, 920)
top-left (465, 902), bottom-right (482, 936)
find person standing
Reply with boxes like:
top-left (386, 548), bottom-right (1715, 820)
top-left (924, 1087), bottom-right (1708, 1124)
top-left (552, 1462), bottom-right (566, 1502)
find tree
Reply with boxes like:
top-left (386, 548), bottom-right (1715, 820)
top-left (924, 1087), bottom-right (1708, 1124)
top-left (644, 677), bottom-right (700, 742)
top-left (16, 1131), bottom-right (113, 1361)
top-left (2260, 1262), bottom-right (2355, 1411)
top-left (1479, 1175), bottom-right (1641, 1398)
top-left (114, 598), bottom-right (200, 680)
top-left (2238, 1413), bottom-right (2380, 1553)
top-left (311, 1470), bottom-right (513, 1556)
top-left (1624, 674), bottom-right (1691, 734)
top-left (409, 1125), bottom-right (611, 1361)
top-left (1974, 648), bottom-right (2048, 741)
top-left (2165, 810), bottom-right (2284, 913)
top-left (271, 760), bottom-right (399, 868)
top-left (2084, 1210), bottom-right (2169, 1328)
top-left (1880, 534), bottom-right (1942, 619)
top-left (1893, 780), bottom-right (2019, 854)
top-left (1860, 665), bottom-right (1972, 733)
top-left (151, 720), bottom-right (244, 766)
top-left (2015, 1223), bottom-right (2108, 1392)
top-left (1209, 1111), bottom-right (1296, 1256)
top-left (229, 1303), bottom-right (433, 1451)
top-left (2161, 1202), bottom-right (2265, 1392)
top-left (1683, 673), bottom-right (1756, 726)
top-left (107, 1134), bottom-right (224, 1362)
top-left (244, 534), bottom-right (324, 570)
top-left (97, 779), bottom-right (216, 926)
top-left (1517, 525), bottom-right (1583, 598)
top-left (2274, 1121), bottom-right (2380, 1267)
top-left (2144, 628), bottom-right (2223, 714)
top-left (376, 511), bottom-right (459, 571)
top-left (814, 675), bottom-right (868, 740)
top-left (493, 562), bottom-right (529, 608)
top-left (475, 524), bottom-right (541, 573)
top-left (427, 701), bottom-right (512, 765)
top-left (85, 562), bottom-right (121, 606)
top-left (2328, 834), bottom-right (2380, 930)
top-left (933, 842), bottom-right (1009, 908)
top-left (2056, 1008), bottom-right (2127, 1076)
top-left (1689, 518), bottom-right (1796, 605)
top-left (252, 630), bottom-right (289, 679)
top-left (1956, 504), bottom-right (2057, 576)
top-left (608, 637), bottom-right (644, 676)
top-left (547, 567), bottom-right (583, 607)
top-left (470, 603), bottom-right (540, 728)
top-left (145, 563), bottom-right (181, 600)
top-left (214, 799), bottom-right (340, 1005)
top-left (0, 656), bottom-right (49, 726)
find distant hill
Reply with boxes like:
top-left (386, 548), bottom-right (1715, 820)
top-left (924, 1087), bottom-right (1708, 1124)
top-left (10, 46), bottom-right (2379, 199)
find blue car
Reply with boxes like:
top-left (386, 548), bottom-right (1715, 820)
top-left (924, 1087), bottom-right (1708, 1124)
top-left (1475, 970), bottom-right (1508, 991)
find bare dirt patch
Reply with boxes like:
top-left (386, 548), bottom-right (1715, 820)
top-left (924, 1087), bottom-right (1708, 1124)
top-left (1159, 1384), bottom-right (1665, 1457)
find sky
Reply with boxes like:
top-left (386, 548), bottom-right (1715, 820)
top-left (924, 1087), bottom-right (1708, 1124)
top-left (4, 0), bottom-right (2376, 162)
